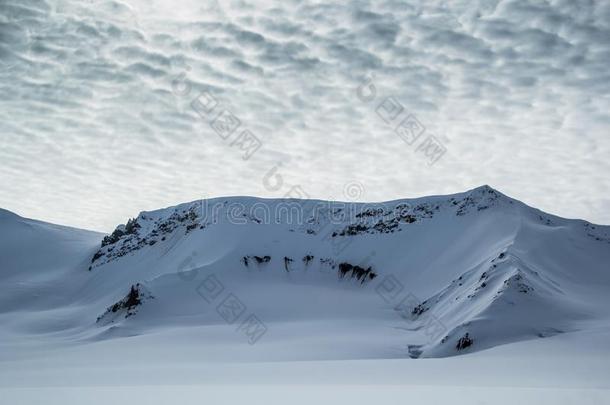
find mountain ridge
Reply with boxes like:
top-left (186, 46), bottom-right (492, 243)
top-left (1, 185), bottom-right (609, 359)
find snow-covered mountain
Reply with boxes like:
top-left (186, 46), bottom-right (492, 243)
top-left (1, 186), bottom-right (609, 361)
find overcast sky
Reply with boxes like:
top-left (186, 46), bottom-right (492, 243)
top-left (1, 0), bottom-right (609, 232)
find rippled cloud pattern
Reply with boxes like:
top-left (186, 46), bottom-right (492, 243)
top-left (1, 0), bottom-right (609, 230)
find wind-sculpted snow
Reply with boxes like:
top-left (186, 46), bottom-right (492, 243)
top-left (402, 249), bottom-right (567, 358)
top-left (1, 186), bottom-right (610, 360)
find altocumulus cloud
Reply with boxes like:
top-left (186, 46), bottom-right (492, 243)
top-left (0, 0), bottom-right (608, 231)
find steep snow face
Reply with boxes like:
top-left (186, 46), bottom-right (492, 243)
top-left (402, 249), bottom-right (574, 358)
top-left (1, 186), bottom-right (609, 360)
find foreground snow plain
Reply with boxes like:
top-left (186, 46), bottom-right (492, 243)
top-left (1, 186), bottom-right (609, 404)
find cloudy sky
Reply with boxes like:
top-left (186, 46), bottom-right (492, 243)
top-left (1, 0), bottom-right (609, 232)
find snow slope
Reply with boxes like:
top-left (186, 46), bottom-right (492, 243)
top-left (1, 186), bottom-right (609, 403)
top-left (0, 208), bottom-right (102, 314)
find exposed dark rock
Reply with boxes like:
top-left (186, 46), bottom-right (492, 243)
top-left (96, 283), bottom-right (152, 323)
top-left (123, 285), bottom-right (141, 309)
top-left (412, 302), bottom-right (429, 317)
top-left (355, 208), bottom-right (384, 218)
top-left (101, 218), bottom-right (140, 248)
top-left (284, 256), bottom-right (293, 272)
top-left (242, 255), bottom-right (272, 266)
top-left (91, 206), bottom-right (204, 270)
top-left (303, 255), bottom-right (314, 265)
top-left (401, 215), bottom-right (416, 223)
top-left (338, 262), bottom-right (377, 284)
top-left (456, 333), bottom-right (473, 350)
top-left (584, 222), bottom-right (610, 244)
top-left (91, 250), bottom-right (104, 263)
top-left (502, 273), bottom-right (534, 294)
top-left (337, 224), bottom-right (369, 236)
top-left (254, 255), bottom-right (271, 264)
top-left (338, 262), bottom-right (353, 278)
